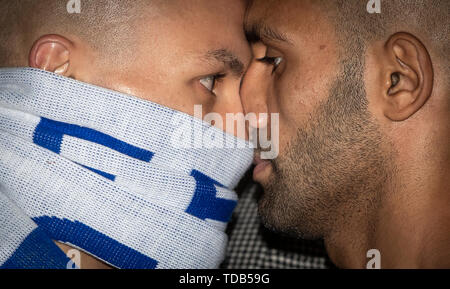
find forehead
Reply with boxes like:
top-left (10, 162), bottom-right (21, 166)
top-left (162, 0), bottom-right (246, 43)
top-left (246, 0), bottom-right (336, 45)
top-left (141, 0), bottom-right (248, 56)
top-left (132, 0), bottom-right (250, 74)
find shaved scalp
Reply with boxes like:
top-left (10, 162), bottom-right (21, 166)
top-left (0, 0), bottom-right (159, 66)
top-left (321, 0), bottom-right (449, 83)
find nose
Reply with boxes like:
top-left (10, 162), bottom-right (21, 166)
top-left (240, 59), bottom-right (272, 130)
top-left (207, 72), bottom-right (252, 138)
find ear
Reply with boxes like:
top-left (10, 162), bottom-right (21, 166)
top-left (379, 32), bottom-right (433, 121)
top-left (28, 34), bottom-right (74, 76)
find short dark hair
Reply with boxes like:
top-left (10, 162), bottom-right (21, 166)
top-left (322, 0), bottom-right (449, 82)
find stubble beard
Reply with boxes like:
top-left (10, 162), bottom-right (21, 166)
top-left (258, 58), bottom-right (391, 240)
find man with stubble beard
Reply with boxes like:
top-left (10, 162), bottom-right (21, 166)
top-left (241, 0), bottom-right (449, 268)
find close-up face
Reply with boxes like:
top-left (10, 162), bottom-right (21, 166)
top-left (3, 0), bottom-right (254, 268)
top-left (241, 0), bottom-right (387, 239)
top-left (87, 0), bottom-right (251, 125)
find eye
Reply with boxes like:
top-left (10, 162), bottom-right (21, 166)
top-left (199, 74), bottom-right (225, 94)
top-left (199, 75), bottom-right (215, 92)
top-left (257, 56), bottom-right (284, 73)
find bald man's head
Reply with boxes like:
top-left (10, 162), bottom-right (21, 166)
top-left (0, 0), bottom-right (155, 66)
top-left (0, 0), bottom-right (252, 127)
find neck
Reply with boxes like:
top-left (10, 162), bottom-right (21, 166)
top-left (325, 153), bottom-right (450, 269)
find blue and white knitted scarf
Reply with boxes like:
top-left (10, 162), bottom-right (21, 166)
top-left (0, 68), bottom-right (253, 269)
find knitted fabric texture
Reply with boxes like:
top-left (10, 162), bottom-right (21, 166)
top-left (0, 68), bottom-right (253, 269)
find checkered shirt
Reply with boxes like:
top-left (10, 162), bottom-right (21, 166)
top-left (221, 177), bottom-right (336, 269)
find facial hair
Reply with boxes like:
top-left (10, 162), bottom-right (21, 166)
top-left (258, 57), bottom-right (390, 240)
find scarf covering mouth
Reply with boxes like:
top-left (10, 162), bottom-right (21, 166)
top-left (0, 67), bottom-right (253, 269)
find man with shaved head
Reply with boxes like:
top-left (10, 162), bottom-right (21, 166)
top-left (0, 0), bottom-right (251, 117)
top-left (241, 0), bottom-right (449, 268)
top-left (0, 0), bottom-right (253, 269)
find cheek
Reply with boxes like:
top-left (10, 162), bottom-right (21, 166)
top-left (276, 121), bottom-right (299, 156)
top-left (175, 92), bottom-right (216, 117)
top-left (262, 78), bottom-right (296, 156)
top-left (211, 80), bottom-right (244, 115)
top-left (269, 70), bottom-right (327, 154)
top-left (130, 77), bottom-right (212, 117)
top-left (208, 83), bottom-right (246, 136)
top-left (270, 73), bottom-right (308, 134)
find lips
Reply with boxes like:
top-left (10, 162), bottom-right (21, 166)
top-left (252, 153), bottom-right (272, 181)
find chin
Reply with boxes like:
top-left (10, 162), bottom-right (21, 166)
top-left (258, 192), bottom-right (295, 236)
top-left (257, 188), bottom-right (325, 240)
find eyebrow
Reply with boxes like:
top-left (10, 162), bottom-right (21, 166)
top-left (244, 21), bottom-right (292, 45)
top-left (205, 49), bottom-right (245, 77)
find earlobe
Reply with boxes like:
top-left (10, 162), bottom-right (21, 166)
top-left (29, 34), bottom-right (73, 76)
top-left (381, 32), bottom-right (433, 121)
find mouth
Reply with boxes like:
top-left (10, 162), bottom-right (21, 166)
top-left (252, 152), bottom-right (273, 183)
